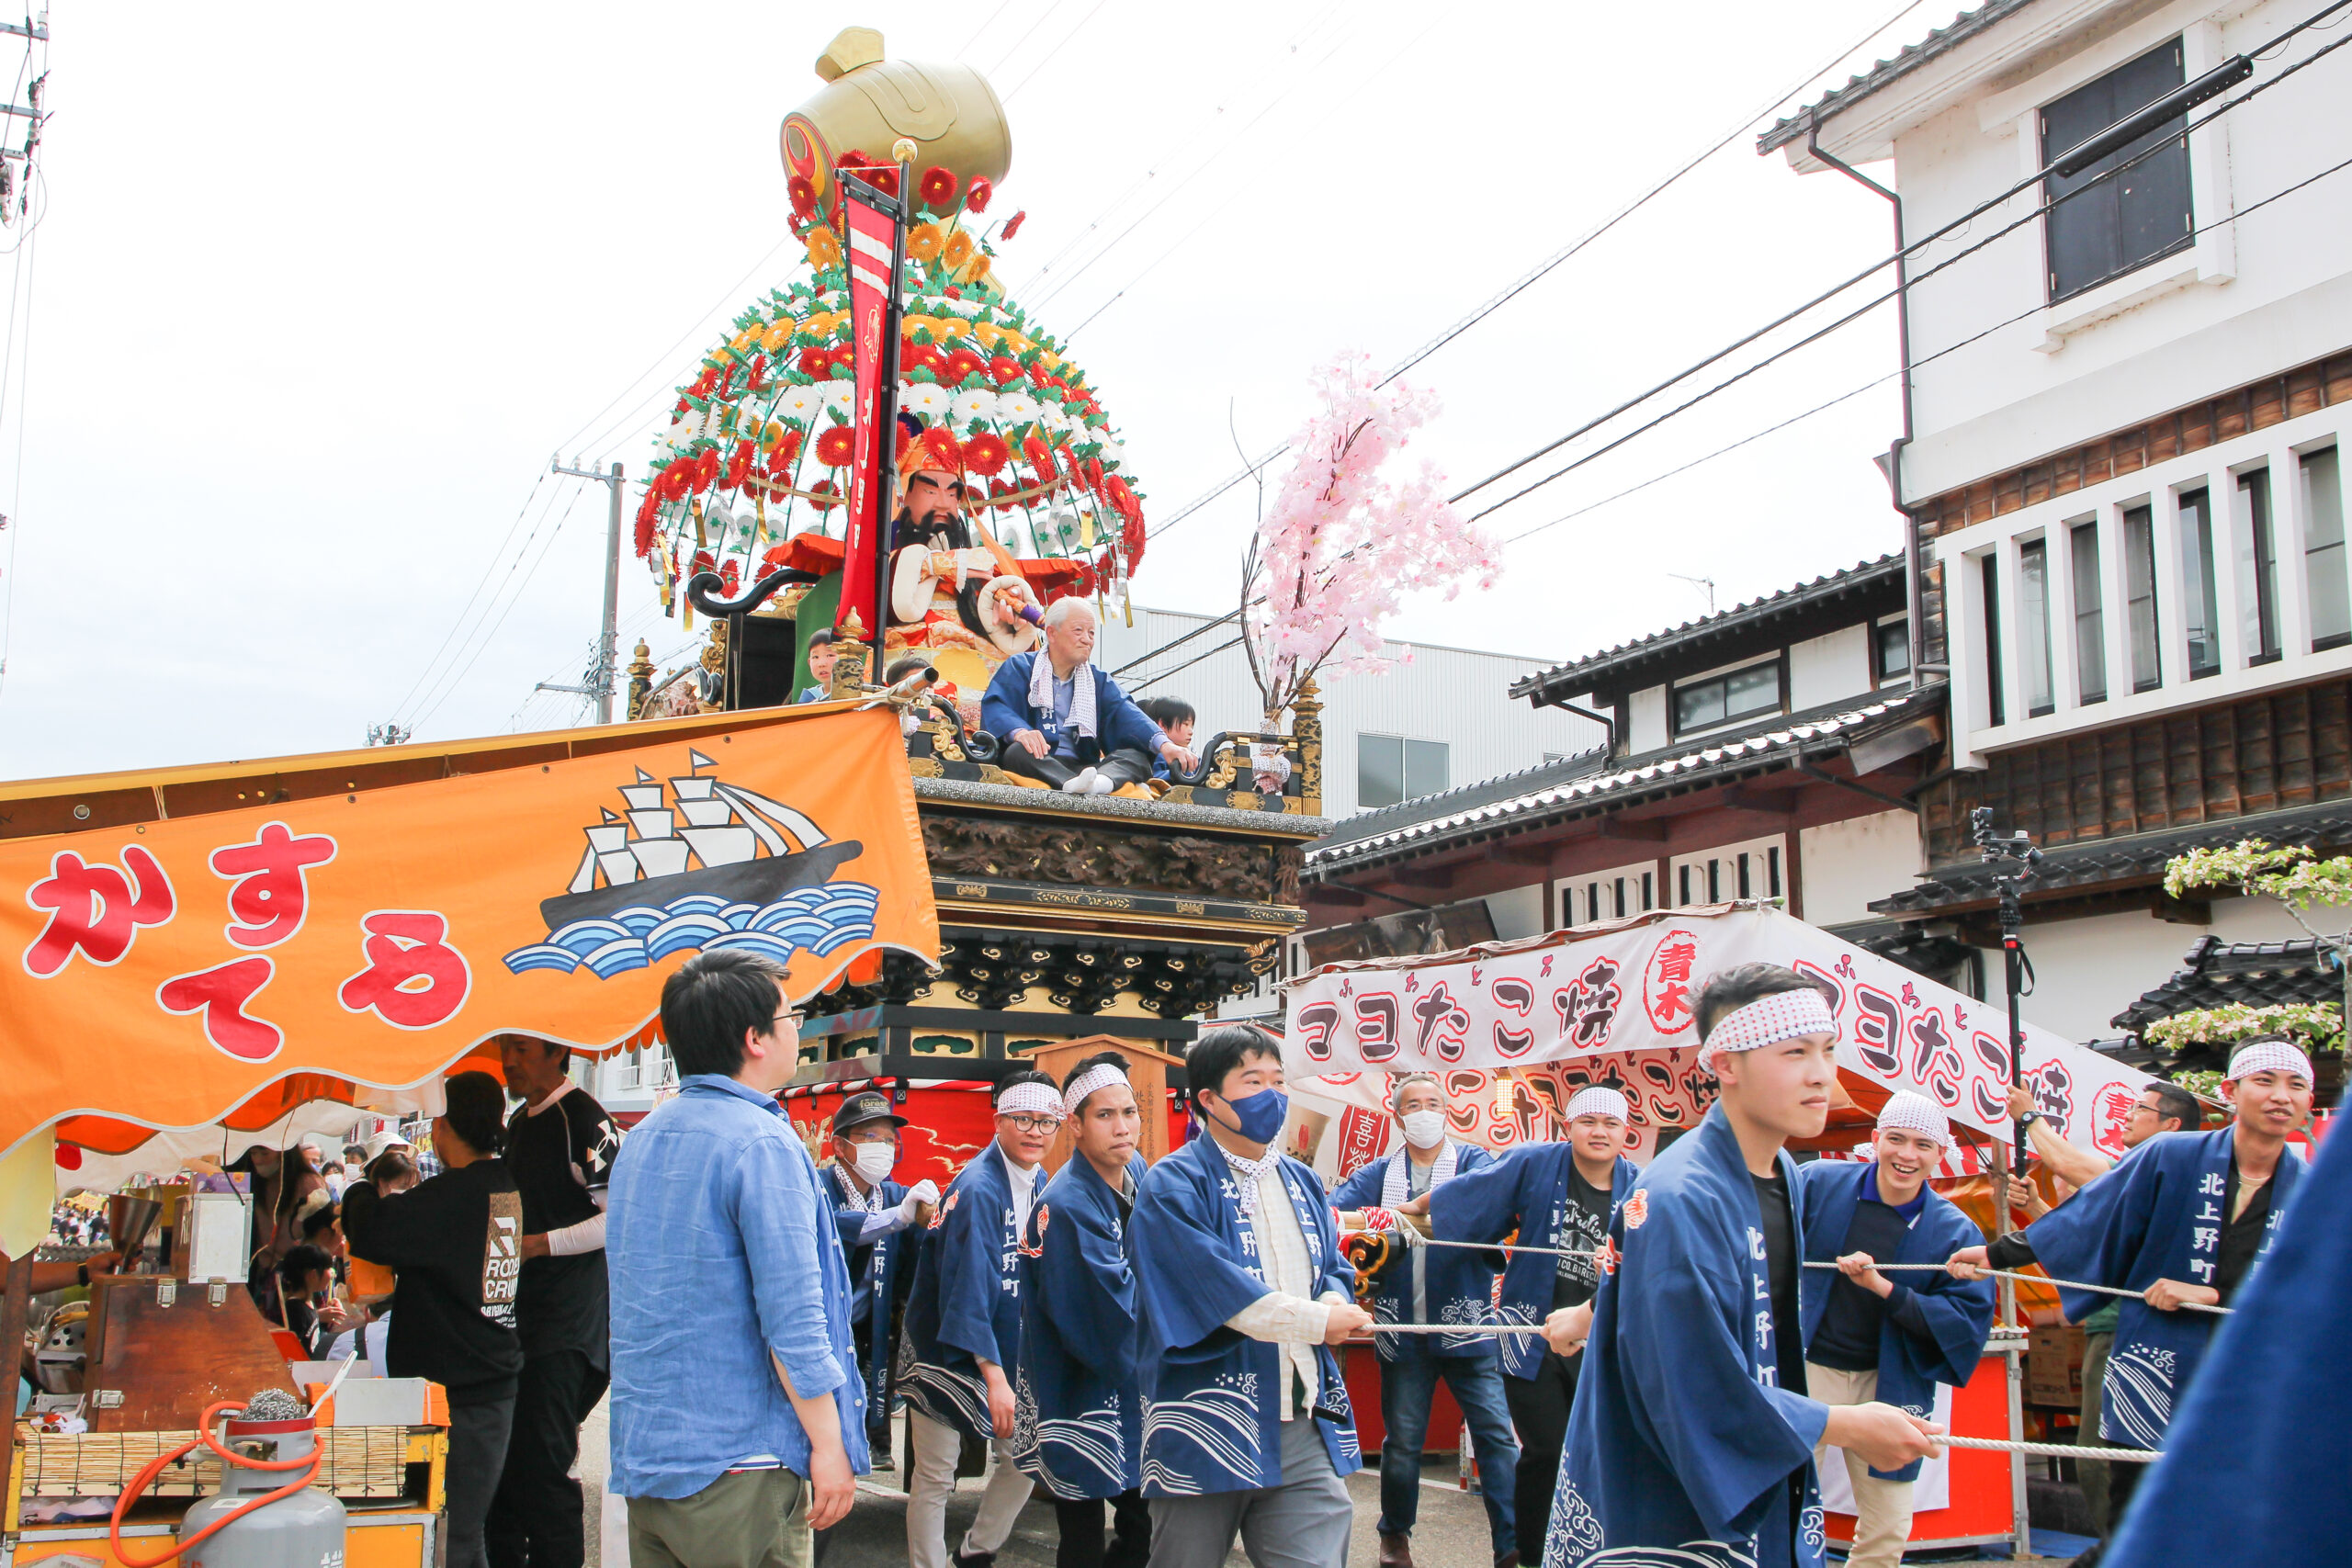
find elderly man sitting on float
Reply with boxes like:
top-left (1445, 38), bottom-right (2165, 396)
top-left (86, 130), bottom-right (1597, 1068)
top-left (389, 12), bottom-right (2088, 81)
top-left (980, 597), bottom-right (1198, 795)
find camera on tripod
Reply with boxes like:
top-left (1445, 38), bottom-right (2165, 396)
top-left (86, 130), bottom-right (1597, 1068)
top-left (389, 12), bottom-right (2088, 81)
top-left (1971, 806), bottom-right (2041, 869)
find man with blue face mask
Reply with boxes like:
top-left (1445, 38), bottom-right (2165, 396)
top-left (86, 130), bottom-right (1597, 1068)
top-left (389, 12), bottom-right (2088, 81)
top-left (1332, 1074), bottom-right (1520, 1568)
top-left (1133, 1024), bottom-right (1374, 1568)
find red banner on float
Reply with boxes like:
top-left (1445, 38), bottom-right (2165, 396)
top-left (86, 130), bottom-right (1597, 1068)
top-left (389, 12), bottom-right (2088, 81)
top-left (837, 175), bottom-right (905, 637)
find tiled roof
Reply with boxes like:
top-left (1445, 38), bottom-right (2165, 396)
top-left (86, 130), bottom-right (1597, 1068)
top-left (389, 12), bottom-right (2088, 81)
top-left (2110, 935), bottom-right (2342, 1032)
top-left (1308, 685), bottom-right (1933, 877)
top-left (1757, 1), bottom-right (2040, 155)
top-left (1510, 555), bottom-right (1904, 706)
top-left (1870, 801), bottom-right (2352, 917)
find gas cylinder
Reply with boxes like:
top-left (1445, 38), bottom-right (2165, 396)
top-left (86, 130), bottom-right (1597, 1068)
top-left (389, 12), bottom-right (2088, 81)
top-left (177, 1399), bottom-right (347, 1568)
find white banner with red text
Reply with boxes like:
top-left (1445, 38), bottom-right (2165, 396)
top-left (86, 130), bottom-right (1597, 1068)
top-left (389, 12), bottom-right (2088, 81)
top-left (1280, 905), bottom-right (2149, 1163)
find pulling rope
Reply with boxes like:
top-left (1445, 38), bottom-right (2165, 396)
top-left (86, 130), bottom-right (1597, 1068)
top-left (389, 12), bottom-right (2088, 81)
top-left (1940, 1434), bottom-right (2158, 1463)
top-left (1804, 1260), bottom-right (2233, 1315)
top-left (1364, 1322), bottom-right (1546, 1335)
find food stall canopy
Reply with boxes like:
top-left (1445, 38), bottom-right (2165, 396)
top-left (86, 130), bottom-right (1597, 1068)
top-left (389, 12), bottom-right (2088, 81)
top-left (1280, 905), bottom-right (2152, 1164)
top-left (0, 705), bottom-right (938, 1169)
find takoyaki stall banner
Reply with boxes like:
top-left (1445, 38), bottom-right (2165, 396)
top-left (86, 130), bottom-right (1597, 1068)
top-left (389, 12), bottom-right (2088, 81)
top-left (1281, 904), bottom-right (2148, 1160)
top-left (0, 707), bottom-right (937, 1160)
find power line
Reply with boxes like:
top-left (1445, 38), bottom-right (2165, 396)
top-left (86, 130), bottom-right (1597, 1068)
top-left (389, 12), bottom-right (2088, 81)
top-left (1000, 0), bottom-right (1114, 103)
top-left (1459, 20), bottom-right (2352, 524)
top-left (1139, 0), bottom-right (1939, 542)
top-left (408, 479), bottom-right (590, 734)
top-left (1449, 4), bottom-right (2352, 513)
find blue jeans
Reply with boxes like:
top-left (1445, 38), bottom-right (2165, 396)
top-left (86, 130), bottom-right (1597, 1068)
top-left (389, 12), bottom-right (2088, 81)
top-left (1376, 1348), bottom-right (1519, 1552)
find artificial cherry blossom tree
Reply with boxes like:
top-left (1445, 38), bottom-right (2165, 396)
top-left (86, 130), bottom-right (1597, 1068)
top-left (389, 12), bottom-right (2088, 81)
top-left (1239, 353), bottom-right (1498, 729)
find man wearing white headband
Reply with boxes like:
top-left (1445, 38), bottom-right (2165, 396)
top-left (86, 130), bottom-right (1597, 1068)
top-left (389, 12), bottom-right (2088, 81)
top-left (1544, 964), bottom-right (1942, 1568)
top-left (1333, 1074), bottom-right (1521, 1568)
top-left (1791, 1094), bottom-right (1993, 1568)
top-left (1432, 1081), bottom-right (1637, 1566)
top-left (1013, 1052), bottom-right (1153, 1567)
top-left (1951, 1037), bottom-right (2312, 1553)
top-left (903, 1069), bottom-right (1062, 1568)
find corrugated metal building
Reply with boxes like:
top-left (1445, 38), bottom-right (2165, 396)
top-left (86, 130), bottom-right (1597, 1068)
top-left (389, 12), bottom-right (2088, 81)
top-left (1096, 604), bottom-right (1608, 818)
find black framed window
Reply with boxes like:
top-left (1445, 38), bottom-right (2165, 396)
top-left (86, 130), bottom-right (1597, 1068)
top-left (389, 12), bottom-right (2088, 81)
top-left (1875, 620), bottom-right (1911, 684)
top-left (1982, 554), bottom-right (2007, 727)
top-left (2041, 40), bottom-right (2193, 302)
top-left (1671, 660), bottom-right (1781, 734)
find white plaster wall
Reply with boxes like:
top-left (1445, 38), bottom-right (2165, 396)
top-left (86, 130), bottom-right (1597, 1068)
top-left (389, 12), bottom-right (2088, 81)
top-left (1798, 810), bottom-right (1924, 927)
top-left (1888, 0), bottom-right (2352, 499)
top-left (1788, 625), bottom-right (1872, 712)
top-left (1626, 684), bottom-right (1669, 754)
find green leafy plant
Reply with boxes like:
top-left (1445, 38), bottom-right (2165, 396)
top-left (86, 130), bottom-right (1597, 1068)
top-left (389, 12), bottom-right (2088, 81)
top-left (2164, 839), bottom-right (2351, 1056)
top-left (2142, 1001), bottom-right (2342, 1056)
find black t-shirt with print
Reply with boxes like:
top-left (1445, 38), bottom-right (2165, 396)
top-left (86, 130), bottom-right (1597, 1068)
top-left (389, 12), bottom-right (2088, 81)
top-left (504, 1085), bottom-right (620, 1365)
top-left (1550, 1168), bottom-right (1616, 1311)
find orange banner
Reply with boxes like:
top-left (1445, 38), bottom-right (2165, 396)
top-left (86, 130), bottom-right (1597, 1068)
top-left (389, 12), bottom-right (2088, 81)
top-left (0, 709), bottom-right (937, 1159)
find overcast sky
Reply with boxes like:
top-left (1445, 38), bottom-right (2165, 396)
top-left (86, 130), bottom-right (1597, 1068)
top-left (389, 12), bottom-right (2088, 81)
top-left (0, 1), bottom-right (1954, 781)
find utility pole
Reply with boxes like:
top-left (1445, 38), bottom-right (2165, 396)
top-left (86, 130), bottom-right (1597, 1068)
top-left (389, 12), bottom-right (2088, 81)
top-left (550, 457), bottom-right (626, 722)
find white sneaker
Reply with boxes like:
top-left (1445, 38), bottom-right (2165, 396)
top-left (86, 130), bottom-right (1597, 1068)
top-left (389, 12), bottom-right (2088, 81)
top-left (1091, 774), bottom-right (1118, 795)
top-left (1061, 766), bottom-right (1099, 795)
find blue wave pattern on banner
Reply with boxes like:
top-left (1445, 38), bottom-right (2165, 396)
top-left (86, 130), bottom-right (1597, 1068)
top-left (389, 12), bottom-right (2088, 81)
top-left (503, 883), bottom-right (881, 979)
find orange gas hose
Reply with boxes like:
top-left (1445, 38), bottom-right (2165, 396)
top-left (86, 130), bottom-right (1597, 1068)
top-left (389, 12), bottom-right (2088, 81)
top-left (107, 1401), bottom-right (325, 1568)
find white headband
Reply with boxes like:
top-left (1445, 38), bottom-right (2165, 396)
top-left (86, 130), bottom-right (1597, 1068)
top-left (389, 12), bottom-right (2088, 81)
top-left (2226, 1040), bottom-right (2313, 1085)
top-left (1564, 1086), bottom-right (1629, 1123)
top-left (1062, 1065), bottom-right (1130, 1117)
top-left (1700, 986), bottom-right (1838, 1070)
top-left (997, 1081), bottom-right (1065, 1120)
top-left (1875, 1090), bottom-right (1950, 1145)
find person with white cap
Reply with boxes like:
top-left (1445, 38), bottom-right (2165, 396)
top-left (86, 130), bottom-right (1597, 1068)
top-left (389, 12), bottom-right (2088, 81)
top-left (1949, 1035), bottom-right (2312, 1563)
top-left (1331, 1073), bottom-right (1520, 1568)
top-left (1011, 1051), bottom-right (1151, 1568)
top-left (902, 1068), bottom-right (1060, 1568)
top-left (1430, 1081), bottom-right (1638, 1566)
top-left (1544, 963), bottom-right (1942, 1568)
top-left (1792, 1093), bottom-right (1994, 1568)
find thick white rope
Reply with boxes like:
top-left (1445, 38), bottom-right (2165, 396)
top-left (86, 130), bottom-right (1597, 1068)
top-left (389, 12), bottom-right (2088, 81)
top-left (1939, 1434), bottom-right (2158, 1463)
top-left (1804, 1260), bottom-right (2232, 1315)
top-left (1363, 1322), bottom-right (1545, 1335)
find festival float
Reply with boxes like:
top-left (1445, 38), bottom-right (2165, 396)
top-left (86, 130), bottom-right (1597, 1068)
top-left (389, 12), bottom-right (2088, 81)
top-left (597, 28), bottom-right (1329, 1163)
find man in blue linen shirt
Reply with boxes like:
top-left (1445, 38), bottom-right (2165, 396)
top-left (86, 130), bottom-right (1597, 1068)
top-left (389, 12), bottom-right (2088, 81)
top-left (979, 597), bottom-right (1196, 794)
top-left (607, 949), bottom-right (865, 1567)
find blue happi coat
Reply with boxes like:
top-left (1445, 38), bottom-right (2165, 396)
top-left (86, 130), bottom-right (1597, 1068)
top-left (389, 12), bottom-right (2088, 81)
top-left (1131, 1134), bottom-right (1363, 1497)
top-left (2021, 1125), bottom-right (2302, 1449)
top-left (902, 1142), bottom-right (1029, 1443)
top-left (1792, 1161), bottom-right (1994, 1483)
top-left (1547, 1106), bottom-right (1827, 1568)
top-left (2104, 1118), bottom-right (2346, 1568)
top-left (1431, 1142), bottom-right (1639, 1380)
top-left (1330, 1141), bottom-right (1498, 1361)
top-left (820, 1163), bottom-right (913, 1426)
top-left (1012, 1153), bottom-right (1148, 1500)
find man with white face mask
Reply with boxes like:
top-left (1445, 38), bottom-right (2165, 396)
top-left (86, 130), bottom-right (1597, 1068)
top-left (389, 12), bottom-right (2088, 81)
top-left (1332, 1073), bottom-right (1521, 1568)
top-left (820, 1093), bottom-right (940, 1472)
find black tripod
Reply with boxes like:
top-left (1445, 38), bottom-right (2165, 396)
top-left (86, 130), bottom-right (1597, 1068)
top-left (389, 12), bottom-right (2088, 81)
top-left (1973, 807), bottom-right (2041, 1176)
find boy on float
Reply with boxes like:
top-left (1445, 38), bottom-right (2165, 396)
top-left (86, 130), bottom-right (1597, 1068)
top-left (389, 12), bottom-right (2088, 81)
top-left (1012, 1052), bottom-right (1152, 1568)
top-left (1949, 1036), bottom-right (2312, 1562)
top-left (1430, 1084), bottom-right (1638, 1566)
top-left (1132, 1023), bottom-right (1372, 1568)
top-left (1794, 1092), bottom-right (1994, 1568)
top-left (902, 1070), bottom-right (1060, 1568)
top-left (1332, 1073), bottom-right (1521, 1568)
top-left (1547, 964), bottom-right (1942, 1568)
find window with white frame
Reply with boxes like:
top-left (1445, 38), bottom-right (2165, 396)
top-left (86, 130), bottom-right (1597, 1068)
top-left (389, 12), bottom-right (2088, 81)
top-left (2123, 503), bottom-right (2162, 691)
top-left (2041, 39), bottom-right (2193, 302)
top-left (1669, 837), bottom-right (1783, 908)
top-left (2302, 447), bottom-right (2349, 650)
top-left (2070, 521), bottom-right (2107, 705)
top-left (2180, 488), bottom-right (2222, 679)
top-left (2235, 468), bottom-right (2282, 665)
top-left (1981, 554), bottom-right (2007, 728)
top-left (1358, 733), bottom-right (1448, 809)
top-left (2019, 537), bottom-right (2056, 718)
top-left (1561, 860), bottom-right (1657, 927)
